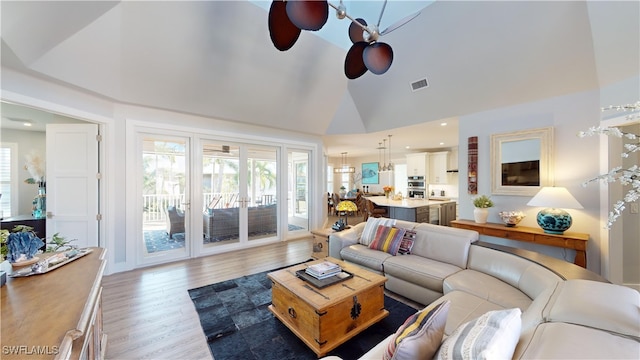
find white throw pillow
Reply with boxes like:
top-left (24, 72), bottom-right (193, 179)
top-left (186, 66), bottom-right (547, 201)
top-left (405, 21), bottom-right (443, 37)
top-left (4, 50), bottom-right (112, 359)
top-left (360, 217), bottom-right (396, 246)
top-left (435, 308), bottom-right (522, 360)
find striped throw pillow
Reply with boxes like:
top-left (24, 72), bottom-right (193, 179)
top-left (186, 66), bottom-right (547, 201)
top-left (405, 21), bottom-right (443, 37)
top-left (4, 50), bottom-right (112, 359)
top-left (435, 308), bottom-right (522, 360)
top-left (384, 300), bottom-right (450, 360)
top-left (369, 225), bottom-right (406, 255)
top-left (360, 217), bottom-right (396, 246)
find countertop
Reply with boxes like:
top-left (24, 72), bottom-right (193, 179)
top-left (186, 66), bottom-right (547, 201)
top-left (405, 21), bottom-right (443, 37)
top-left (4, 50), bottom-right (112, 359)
top-left (368, 196), bottom-right (456, 208)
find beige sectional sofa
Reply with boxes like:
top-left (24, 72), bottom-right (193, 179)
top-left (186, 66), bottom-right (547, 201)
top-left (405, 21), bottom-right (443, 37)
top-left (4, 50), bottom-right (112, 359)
top-left (325, 218), bottom-right (640, 359)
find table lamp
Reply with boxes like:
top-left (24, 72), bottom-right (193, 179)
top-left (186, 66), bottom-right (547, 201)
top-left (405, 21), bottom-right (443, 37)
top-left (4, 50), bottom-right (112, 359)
top-left (527, 187), bottom-right (583, 234)
top-left (336, 200), bottom-right (358, 227)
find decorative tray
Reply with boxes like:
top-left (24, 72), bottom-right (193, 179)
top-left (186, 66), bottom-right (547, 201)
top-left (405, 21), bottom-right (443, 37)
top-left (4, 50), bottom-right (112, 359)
top-left (295, 269), bottom-right (353, 289)
top-left (9, 248), bottom-right (93, 277)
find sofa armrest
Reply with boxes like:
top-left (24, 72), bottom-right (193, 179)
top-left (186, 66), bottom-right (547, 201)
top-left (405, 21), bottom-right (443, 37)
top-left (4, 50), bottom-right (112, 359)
top-left (328, 222), bottom-right (365, 259)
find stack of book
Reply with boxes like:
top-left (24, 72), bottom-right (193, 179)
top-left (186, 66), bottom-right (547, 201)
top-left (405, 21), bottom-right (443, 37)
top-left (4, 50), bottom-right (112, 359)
top-left (305, 261), bottom-right (342, 279)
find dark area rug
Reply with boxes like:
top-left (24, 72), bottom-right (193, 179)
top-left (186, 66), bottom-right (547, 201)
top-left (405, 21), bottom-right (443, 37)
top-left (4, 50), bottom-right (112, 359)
top-left (188, 266), bottom-right (419, 360)
top-left (145, 224), bottom-right (305, 253)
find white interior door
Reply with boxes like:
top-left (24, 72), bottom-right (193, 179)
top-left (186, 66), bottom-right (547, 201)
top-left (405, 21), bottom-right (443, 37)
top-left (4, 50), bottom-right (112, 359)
top-left (46, 124), bottom-right (99, 248)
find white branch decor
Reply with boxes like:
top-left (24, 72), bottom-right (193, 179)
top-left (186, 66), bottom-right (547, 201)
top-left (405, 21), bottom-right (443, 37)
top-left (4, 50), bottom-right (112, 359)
top-left (24, 150), bottom-right (46, 185)
top-left (578, 101), bottom-right (639, 229)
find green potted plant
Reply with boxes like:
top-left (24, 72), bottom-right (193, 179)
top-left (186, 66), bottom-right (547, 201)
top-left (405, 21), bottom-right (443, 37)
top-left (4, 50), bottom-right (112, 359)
top-left (45, 233), bottom-right (76, 252)
top-left (1, 229), bottom-right (8, 262)
top-left (472, 195), bottom-right (494, 224)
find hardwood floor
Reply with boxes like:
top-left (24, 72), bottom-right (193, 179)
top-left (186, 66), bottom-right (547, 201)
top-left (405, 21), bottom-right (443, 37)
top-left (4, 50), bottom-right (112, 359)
top-left (102, 237), bottom-right (313, 359)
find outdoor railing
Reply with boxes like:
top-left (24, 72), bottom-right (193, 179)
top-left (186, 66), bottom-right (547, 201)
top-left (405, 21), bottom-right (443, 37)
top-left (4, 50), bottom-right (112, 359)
top-left (142, 192), bottom-right (242, 223)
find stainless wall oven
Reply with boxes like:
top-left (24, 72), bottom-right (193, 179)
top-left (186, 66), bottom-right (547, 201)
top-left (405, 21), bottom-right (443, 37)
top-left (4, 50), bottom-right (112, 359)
top-left (407, 176), bottom-right (426, 198)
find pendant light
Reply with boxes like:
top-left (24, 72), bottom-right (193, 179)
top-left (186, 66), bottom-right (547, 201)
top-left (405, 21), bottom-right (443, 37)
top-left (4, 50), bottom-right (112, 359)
top-left (377, 142), bottom-right (384, 171)
top-left (387, 134), bottom-right (393, 171)
top-left (334, 152), bottom-right (355, 173)
top-left (381, 139), bottom-right (387, 171)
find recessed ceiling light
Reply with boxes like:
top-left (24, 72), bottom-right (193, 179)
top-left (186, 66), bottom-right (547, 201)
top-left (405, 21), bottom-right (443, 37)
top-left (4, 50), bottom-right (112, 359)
top-left (439, 142), bottom-right (444, 145)
top-left (23, 122), bottom-right (32, 127)
top-left (405, 145), bottom-right (411, 149)
top-left (440, 122), bottom-right (447, 126)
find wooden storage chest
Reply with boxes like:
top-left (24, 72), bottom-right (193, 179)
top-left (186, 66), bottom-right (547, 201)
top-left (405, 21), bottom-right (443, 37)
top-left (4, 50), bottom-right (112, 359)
top-left (268, 258), bottom-right (388, 357)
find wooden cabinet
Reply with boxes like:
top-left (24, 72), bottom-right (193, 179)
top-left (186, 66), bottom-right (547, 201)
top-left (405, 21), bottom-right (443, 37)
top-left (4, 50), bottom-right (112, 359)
top-left (429, 151), bottom-right (449, 184)
top-left (439, 202), bottom-right (457, 226)
top-left (406, 153), bottom-right (429, 177)
top-left (1, 248), bottom-right (107, 360)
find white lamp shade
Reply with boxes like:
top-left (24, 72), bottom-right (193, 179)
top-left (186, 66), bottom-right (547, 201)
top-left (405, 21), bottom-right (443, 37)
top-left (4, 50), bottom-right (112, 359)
top-left (527, 187), bottom-right (583, 209)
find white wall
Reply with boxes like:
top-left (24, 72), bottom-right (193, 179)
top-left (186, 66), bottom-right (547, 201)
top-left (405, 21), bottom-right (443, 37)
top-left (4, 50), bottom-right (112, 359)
top-left (2, 68), bottom-right (325, 274)
top-left (458, 90), bottom-right (603, 273)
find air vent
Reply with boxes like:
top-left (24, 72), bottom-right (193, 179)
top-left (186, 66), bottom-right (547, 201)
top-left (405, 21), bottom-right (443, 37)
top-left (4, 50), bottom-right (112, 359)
top-left (410, 77), bottom-right (429, 92)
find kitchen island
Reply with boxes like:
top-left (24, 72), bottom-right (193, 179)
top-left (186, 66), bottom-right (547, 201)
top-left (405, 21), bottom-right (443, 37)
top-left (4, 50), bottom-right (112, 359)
top-left (367, 196), bottom-right (457, 226)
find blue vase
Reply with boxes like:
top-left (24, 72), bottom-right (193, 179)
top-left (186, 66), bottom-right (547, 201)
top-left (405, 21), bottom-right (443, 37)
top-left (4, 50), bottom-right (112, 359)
top-left (32, 187), bottom-right (46, 219)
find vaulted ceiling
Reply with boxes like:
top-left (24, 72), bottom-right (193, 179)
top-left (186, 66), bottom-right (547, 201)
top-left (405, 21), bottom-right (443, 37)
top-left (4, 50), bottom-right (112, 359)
top-left (1, 1), bottom-right (638, 157)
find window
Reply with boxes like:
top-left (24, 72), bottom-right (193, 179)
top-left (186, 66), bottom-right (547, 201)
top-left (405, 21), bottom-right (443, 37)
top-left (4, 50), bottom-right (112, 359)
top-left (0, 143), bottom-right (18, 218)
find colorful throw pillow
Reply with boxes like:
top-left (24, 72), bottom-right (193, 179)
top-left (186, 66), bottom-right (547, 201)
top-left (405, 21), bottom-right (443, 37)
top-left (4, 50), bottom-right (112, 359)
top-left (369, 225), bottom-right (406, 255)
top-left (384, 300), bottom-right (451, 360)
top-left (360, 217), bottom-right (396, 246)
top-left (398, 229), bottom-right (416, 255)
top-left (435, 308), bottom-right (522, 360)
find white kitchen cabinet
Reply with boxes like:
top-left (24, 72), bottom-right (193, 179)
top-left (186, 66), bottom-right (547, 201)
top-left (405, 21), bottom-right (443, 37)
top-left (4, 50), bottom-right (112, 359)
top-left (406, 153), bottom-right (429, 176)
top-left (429, 151), bottom-right (449, 184)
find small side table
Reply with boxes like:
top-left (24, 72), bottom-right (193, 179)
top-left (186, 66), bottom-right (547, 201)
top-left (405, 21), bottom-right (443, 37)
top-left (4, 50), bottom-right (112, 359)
top-left (310, 228), bottom-right (334, 259)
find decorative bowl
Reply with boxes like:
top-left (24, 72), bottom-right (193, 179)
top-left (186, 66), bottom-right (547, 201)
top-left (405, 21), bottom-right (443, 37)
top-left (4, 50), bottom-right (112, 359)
top-left (498, 211), bottom-right (526, 227)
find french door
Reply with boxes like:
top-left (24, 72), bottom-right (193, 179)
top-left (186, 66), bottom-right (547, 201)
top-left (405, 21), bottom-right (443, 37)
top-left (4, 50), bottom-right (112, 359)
top-left (197, 140), bottom-right (280, 254)
top-left (136, 130), bottom-right (287, 265)
top-left (139, 133), bottom-right (191, 265)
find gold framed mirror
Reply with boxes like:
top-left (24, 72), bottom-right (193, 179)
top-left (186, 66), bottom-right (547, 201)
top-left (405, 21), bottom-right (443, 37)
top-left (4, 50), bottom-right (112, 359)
top-left (491, 127), bottom-right (554, 196)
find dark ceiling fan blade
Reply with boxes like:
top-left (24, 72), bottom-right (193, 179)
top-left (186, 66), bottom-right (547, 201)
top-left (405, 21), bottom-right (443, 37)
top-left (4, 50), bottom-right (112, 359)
top-left (380, 11), bottom-right (421, 36)
top-left (362, 42), bottom-right (393, 75)
top-left (344, 42), bottom-right (368, 79)
top-left (285, 0), bottom-right (329, 31)
top-left (348, 18), bottom-right (368, 44)
top-left (268, 1), bottom-right (301, 51)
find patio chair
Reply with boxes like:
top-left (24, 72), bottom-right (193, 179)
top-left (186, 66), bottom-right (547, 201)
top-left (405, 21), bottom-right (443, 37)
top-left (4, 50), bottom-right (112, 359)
top-left (166, 205), bottom-right (185, 239)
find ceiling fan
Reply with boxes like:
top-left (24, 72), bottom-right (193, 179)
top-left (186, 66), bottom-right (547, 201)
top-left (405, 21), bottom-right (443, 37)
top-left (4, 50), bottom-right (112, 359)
top-left (268, 0), bottom-right (421, 79)
top-left (203, 145), bottom-right (233, 155)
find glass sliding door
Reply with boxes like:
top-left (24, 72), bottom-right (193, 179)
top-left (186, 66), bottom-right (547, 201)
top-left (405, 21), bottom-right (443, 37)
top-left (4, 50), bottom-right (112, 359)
top-left (140, 135), bottom-right (190, 261)
top-left (201, 142), bottom-right (279, 249)
top-left (202, 142), bottom-right (241, 247)
top-left (288, 150), bottom-right (309, 234)
top-left (246, 145), bottom-right (278, 241)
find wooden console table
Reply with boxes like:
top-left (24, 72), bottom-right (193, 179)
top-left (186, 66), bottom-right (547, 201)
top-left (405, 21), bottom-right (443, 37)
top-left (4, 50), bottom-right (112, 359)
top-left (451, 219), bottom-right (588, 268)
top-left (1, 247), bottom-right (107, 359)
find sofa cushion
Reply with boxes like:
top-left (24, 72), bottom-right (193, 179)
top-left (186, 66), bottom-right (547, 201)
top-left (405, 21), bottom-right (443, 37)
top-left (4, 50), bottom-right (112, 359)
top-left (433, 290), bottom-right (505, 336)
top-left (411, 223), bottom-right (478, 268)
top-left (361, 217), bottom-right (396, 246)
top-left (543, 279), bottom-right (640, 339)
top-left (435, 308), bottom-right (522, 360)
top-left (443, 269), bottom-right (533, 311)
top-left (383, 255), bottom-right (463, 293)
top-left (384, 300), bottom-right (450, 360)
top-left (340, 244), bottom-right (392, 273)
top-left (514, 322), bottom-right (640, 360)
top-left (466, 245), bottom-right (561, 300)
top-left (369, 225), bottom-right (406, 255)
